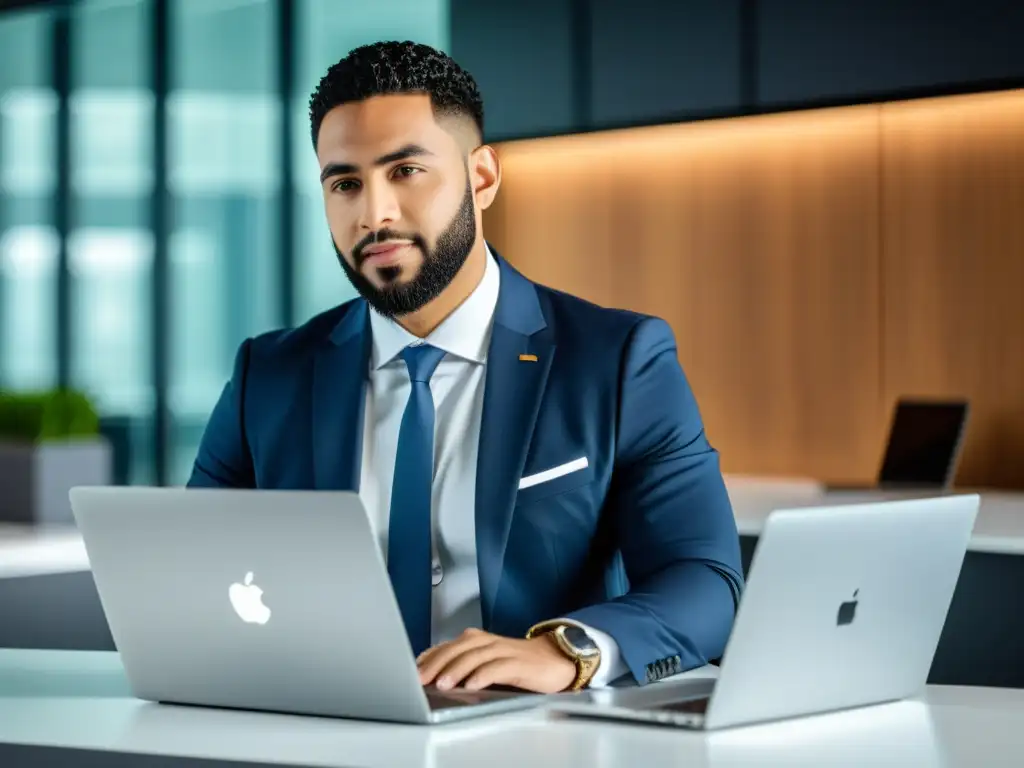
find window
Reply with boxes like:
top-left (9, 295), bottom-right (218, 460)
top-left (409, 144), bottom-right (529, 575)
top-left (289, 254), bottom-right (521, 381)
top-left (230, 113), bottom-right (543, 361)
top-left (70, 0), bottom-right (154, 483)
top-left (0, 8), bottom-right (57, 391)
top-left (169, 0), bottom-right (281, 484)
top-left (0, 0), bottom-right (452, 485)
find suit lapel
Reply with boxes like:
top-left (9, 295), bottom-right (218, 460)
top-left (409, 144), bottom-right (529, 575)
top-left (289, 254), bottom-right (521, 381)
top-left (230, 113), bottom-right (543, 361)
top-left (313, 301), bottom-right (370, 491)
top-left (476, 255), bottom-right (554, 626)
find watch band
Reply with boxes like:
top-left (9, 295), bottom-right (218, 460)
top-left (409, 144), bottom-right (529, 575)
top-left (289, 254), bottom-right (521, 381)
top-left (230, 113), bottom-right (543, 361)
top-left (526, 620), bottom-right (601, 691)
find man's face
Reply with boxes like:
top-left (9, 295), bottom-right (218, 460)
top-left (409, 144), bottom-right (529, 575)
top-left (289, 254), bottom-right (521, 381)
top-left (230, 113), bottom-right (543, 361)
top-left (316, 93), bottom-right (477, 318)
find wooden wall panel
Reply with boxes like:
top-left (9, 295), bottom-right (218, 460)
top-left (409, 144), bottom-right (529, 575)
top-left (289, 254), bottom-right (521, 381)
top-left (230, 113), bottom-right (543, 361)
top-left (881, 91), bottom-right (1024, 489)
top-left (678, 109), bottom-right (884, 481)
top-left (485, 89), bottom-right (1024, 488)
top-left (487, 107), bottom-right (885, 481)
top-left (485, 136), bottom-right (619, 308)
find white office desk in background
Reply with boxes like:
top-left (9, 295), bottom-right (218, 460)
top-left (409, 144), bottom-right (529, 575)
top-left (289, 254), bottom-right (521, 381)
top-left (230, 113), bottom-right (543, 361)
top-left (3, 476), bottom-right (1024, 580)
top-left (723, 475), bottom-right (1024, 555)
top-left (1, 648), bottom-right (1024, 767)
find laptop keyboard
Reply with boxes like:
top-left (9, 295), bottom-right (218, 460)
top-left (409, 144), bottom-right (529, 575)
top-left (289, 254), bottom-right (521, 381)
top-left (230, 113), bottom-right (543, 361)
top-left (426, 686), bottom-right (528, 710)
top-left (653, 696), bottom-right (711, 715)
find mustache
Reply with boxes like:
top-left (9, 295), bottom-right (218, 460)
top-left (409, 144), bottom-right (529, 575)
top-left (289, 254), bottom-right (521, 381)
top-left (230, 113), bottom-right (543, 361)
top-left (352, 229), bottom-right (425, 266)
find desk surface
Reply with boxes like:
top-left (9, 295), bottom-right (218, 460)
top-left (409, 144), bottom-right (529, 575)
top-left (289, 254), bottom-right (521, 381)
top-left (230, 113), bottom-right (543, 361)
top-left (2, 650), bottom-right (1023, 767)
top-left (2, 476), bottom-right (1024, 579)
top-left (725, 475), bottom-right (1024, 554)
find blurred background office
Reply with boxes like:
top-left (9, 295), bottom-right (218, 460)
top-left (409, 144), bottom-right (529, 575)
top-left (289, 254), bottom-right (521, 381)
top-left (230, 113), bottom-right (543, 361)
top-left (2, 0), bottom-right (1024, 689)
top-left (1, 0), bottom-right (1022, 491)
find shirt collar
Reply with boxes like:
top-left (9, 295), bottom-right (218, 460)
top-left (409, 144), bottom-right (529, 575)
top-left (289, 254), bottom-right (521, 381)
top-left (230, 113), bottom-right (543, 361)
top-left (368, 245), bottom-right (501, 369)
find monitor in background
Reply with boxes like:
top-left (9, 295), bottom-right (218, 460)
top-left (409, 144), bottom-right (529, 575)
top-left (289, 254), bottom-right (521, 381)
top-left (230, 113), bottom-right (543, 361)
top-left (826, 398), bottom-right (969, 492)
top-left (876, 399), bottom-right (969, 489)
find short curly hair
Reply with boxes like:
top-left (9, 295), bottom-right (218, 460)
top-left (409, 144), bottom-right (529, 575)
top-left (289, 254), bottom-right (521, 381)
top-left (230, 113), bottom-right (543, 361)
top-left (308, 40), bottom-right (485, 151)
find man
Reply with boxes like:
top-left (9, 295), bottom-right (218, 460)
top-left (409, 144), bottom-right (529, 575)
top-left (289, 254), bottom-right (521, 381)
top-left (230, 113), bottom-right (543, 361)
top-left (189, 41), bottom-right (743, 694)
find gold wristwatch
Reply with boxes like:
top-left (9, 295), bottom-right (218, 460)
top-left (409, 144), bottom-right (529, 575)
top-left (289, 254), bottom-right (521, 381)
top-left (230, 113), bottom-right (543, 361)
top-left (526, 620), bottom-right (602, 691)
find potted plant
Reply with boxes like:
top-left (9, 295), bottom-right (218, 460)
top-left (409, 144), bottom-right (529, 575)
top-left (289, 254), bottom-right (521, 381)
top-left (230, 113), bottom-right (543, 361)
top-left (0, 389), bottom-right (112, 525)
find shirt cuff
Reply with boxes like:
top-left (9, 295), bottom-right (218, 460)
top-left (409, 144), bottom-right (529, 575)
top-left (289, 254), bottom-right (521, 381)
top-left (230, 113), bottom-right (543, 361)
top-left (555, 618), bottom-right (629, 688)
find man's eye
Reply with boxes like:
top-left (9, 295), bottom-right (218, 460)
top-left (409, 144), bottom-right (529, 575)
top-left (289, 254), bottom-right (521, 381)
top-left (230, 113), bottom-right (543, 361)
top-left (333, 179), bottom-right (359, 192)
top-left (396, 166), bottom-right (420, 177)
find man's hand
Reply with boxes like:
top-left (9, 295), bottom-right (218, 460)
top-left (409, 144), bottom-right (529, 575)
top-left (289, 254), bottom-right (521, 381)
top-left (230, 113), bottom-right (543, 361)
top-left (416, 628), bottom-right (576, 693)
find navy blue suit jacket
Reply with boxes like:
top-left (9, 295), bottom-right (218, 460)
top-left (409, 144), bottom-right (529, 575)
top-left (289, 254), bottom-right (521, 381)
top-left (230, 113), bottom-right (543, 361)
top-left (188, 251), bottom-right (744, 685)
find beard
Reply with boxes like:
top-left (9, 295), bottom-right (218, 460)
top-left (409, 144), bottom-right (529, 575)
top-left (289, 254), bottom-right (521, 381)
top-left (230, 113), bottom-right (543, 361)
top-left (335, 180), bottom-right (477, 319)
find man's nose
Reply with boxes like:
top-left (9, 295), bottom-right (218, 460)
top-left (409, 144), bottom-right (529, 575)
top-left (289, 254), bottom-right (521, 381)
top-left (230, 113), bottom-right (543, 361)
top-left (358, 182), bottom-right (401, 231)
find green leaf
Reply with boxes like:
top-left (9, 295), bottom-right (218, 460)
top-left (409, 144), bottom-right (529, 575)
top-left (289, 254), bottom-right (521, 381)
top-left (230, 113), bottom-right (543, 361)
top-left (0, 389), bottom-right (101, 443)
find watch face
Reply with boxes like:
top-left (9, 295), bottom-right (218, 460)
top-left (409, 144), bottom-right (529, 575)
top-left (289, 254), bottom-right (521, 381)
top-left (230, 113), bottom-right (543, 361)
top-left (563, 626), bottom-right (600, 655)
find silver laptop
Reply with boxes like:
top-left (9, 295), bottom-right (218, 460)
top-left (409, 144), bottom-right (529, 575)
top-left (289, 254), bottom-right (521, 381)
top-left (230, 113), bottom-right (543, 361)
top-left (553, 494), bottom-right (980, 730)
top-left (68, 486), bottom-right (550, 724)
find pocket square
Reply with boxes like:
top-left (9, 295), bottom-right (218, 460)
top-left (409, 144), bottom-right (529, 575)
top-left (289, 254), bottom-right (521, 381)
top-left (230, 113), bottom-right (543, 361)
top-left (518, 456), bottom-right (589, 490)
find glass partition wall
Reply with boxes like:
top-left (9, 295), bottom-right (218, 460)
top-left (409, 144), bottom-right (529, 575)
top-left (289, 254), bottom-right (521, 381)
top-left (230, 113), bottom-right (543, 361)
top-left (0, 0), bottom-right (448, 485)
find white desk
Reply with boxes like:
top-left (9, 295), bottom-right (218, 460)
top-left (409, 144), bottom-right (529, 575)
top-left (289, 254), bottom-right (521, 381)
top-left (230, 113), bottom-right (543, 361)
top-left (0, 523), bottom-right (87, 579)
top-left (1, 649), bottom-right (1022, 767)
top-left (724, 475), bottom-right (1024, 555)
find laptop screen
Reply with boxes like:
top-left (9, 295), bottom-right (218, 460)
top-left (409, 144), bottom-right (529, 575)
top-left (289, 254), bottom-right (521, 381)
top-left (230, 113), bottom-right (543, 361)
top-left (877, 400), bottom-right (968, 487)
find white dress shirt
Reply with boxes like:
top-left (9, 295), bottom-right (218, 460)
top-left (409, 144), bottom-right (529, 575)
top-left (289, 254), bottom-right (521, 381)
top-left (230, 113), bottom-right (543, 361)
top-left (357, 248), bottom-right (626, 687)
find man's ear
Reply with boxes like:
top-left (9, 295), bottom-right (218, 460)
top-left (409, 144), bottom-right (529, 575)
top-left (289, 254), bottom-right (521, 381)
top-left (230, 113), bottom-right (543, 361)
top-left (469, 144), bottom-right (501, 211)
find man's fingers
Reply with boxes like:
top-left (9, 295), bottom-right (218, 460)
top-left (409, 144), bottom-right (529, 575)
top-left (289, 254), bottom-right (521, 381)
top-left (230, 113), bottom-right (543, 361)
top-left (433, 644), bottom-right (510, 691)
top-left (417, 629), bottom-right (494, 684)
top-left (463, 658), bottom-right (522, 692)
top-left (415, 642), bottom-right (448, 669)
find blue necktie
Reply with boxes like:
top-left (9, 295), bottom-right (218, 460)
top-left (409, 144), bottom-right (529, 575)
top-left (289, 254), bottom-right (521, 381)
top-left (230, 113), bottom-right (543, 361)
top-left (388, 343), bottom-right (446, 657)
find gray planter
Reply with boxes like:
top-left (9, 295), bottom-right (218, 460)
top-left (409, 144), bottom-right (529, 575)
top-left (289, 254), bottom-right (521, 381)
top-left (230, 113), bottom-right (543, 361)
top-left (0, 438), bottom-right (112, 525)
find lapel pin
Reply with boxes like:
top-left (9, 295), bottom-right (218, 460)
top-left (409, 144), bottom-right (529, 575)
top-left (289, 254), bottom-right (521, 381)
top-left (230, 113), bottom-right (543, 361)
top-left (519, 354), bottom-right (538, 362)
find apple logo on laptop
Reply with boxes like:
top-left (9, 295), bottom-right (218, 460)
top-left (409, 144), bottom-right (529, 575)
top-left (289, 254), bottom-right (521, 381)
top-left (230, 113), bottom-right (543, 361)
top-left (837, 589), bottom-right (859, 626)
top-left (229, 572), bottom-right (271, 625)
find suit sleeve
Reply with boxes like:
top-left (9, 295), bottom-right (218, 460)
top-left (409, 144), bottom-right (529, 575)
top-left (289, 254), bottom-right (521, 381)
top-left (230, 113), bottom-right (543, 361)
top-left (564, 317), bottom-right (744, 684)
top-left (187, 338), bottom-right (257, 488)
